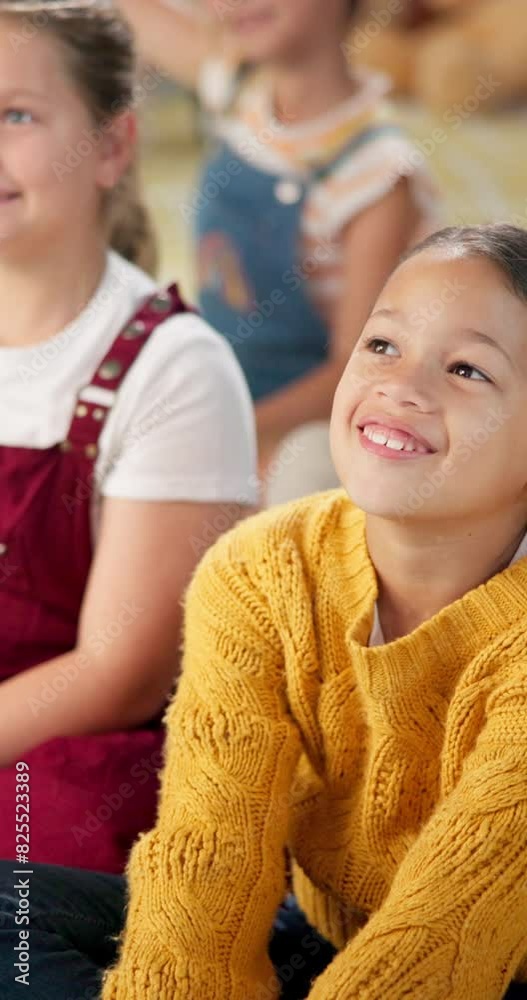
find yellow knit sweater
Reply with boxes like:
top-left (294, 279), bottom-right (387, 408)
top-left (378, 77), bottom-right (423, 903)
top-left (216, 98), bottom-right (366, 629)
top-left (103, 490), bottom-right (527, 1000)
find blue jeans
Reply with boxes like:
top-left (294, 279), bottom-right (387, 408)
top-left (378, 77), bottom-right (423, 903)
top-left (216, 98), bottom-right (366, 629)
top-left (0, 861), bottom-right (335, 1000)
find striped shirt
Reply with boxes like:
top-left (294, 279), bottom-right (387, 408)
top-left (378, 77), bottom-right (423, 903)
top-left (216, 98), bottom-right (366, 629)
top-left (198, 62), bottom-right (440, 321)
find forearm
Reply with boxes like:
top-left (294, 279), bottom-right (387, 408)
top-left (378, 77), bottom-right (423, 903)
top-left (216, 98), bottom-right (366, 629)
top-left (103, 683), bottom-right (295, 999)
top-left (309, 756), bottom-right (527, 999)
top-left (3, 497), bottom-right (244, 769)
top-left (114, 0), bottom-right (212, 88)
top-left (102, 533), bottom-right (300, 999)
top-left (256, 357), bottom-right (343, 453)
top-left (0, 645), bottom-right (164, 768)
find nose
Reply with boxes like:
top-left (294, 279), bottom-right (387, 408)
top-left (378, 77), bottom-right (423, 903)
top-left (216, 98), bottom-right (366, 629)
top-left (374, 368), bottom-right (435, 412)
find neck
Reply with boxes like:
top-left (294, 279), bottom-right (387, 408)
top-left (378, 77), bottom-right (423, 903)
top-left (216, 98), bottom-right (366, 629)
top-left (271, 44), bottom-right (356, 125)
top-left (0, 230), bottom-right (107, 348)
top-left (366, 508), bottom-right (527, 642)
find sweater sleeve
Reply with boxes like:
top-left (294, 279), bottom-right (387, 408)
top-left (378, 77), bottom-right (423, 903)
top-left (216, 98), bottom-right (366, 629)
top-left (102, 528), bottom-right (302, 1000)
top-left (309, 667), bottom-right (527, 1000)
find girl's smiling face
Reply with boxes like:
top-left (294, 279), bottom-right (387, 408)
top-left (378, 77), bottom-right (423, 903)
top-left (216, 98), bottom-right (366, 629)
top-left (0, 17), bottom-right (133, 254)
top-left (330, 250), bottom-right (527, 524)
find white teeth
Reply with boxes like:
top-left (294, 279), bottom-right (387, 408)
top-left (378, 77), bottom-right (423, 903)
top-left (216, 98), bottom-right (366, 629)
top-left (362, 425), bottom-right (420, 453)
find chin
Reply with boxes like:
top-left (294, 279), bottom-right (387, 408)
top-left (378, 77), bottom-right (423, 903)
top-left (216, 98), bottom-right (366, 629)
top-left (228, 12), bottom-right (294, 63)
top-left (339, 474), bottom-right (415, 520)
top-left (235, 35), bottom-right (289, 63)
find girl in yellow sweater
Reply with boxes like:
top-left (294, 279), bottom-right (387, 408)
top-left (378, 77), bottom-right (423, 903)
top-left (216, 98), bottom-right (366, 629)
top-left (2, 223), bottom-right (527, 1000)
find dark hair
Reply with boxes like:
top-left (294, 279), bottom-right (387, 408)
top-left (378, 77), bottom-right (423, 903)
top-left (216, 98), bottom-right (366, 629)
top-left (0, 0), bottom-right (158, 274)
top-left (404, 224), bottom-right (527, 304)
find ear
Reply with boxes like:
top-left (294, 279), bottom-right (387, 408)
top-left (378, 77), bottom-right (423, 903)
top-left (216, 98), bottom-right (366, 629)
top-left (96, 110), bottom-right (137, 191)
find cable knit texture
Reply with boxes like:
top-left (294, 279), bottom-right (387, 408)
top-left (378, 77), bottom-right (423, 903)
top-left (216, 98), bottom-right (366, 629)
top-left (102, 489), bottom-right (527, 999)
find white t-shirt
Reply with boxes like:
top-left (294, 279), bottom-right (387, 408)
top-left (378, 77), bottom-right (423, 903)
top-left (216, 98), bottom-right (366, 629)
top-left (0, 251), bottom-right (258, 532)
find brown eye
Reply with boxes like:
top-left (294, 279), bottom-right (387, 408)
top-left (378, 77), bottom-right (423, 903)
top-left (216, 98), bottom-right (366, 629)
top-left (365, 338), bottom-right (398, 356)
top-left (450, 362), bottom-right (489, 383)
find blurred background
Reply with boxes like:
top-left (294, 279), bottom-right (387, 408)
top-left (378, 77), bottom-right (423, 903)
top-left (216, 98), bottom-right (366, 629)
top-left (140, 0), bottom-right (527, 291)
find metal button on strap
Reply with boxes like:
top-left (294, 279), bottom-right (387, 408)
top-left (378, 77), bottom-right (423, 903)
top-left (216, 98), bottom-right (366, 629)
top-left (98, 359), bottom-right (122, 381)
top-left (85, 444), bottom-right (98, 459)
top-left (150, 291), bottom-right (172, 313)
top-left (92, 407), bottom-right (106, 422)
top-left (75, 403), bottom-right (88, 418)
top-left (59, 440), bottom-right (73, 453)
top-left (0, 543), bottom-right (7, 556)
top-left (274, 179), bottom-right (303, 205)
top-left (122, 319), bottom-right (147, 340)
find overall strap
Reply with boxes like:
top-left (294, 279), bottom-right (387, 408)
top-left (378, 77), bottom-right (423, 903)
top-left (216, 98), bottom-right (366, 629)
top-left (62, 284), bottom-right (191, 458)
top-left (310, 122), bottom-right (404, 184)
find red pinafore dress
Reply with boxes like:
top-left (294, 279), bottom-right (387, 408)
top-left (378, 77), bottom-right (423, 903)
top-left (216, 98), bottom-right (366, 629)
top-left (0, 285), bottom-right (189, 873)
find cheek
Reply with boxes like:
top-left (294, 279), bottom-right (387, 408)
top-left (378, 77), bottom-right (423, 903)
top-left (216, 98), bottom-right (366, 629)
top-left (336, 361), bottom-right (367, 417)
top-left (485, 423), bottom-right (526, 481)
top-left (46, 127), bottom-right (101, 193)
top-left (8, 125), bottom-right (72, 186)
top-left (330, 375), bottom-right (360, 449)
top-left (448, 413), bottom-right (517, 486)
top-left (10, 145), bottom-right (58, 197)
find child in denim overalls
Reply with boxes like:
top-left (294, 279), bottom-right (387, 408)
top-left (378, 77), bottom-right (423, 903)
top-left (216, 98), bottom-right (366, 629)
top-left (120, 0), bottom-right (439, 497)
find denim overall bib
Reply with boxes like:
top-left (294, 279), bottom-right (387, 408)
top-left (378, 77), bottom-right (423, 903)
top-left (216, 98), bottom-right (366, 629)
top-left (196, 124), bottom-right (400, 402)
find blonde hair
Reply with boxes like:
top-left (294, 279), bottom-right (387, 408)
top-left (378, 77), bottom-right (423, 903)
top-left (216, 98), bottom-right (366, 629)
top-left (0, 0), bottom-right (158, 275)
